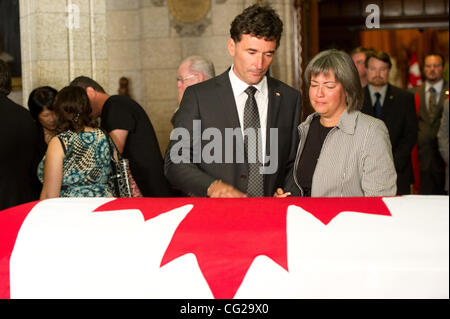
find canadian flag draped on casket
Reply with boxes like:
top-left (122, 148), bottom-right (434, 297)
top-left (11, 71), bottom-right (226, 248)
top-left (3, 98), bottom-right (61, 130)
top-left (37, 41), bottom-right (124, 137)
top-left (0, 196), bottom-right (448, 299)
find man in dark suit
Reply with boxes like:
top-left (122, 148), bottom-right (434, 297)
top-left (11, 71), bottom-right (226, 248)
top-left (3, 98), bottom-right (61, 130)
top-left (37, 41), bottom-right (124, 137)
top-left (165, 4), bottom-right (302, 197)
top-left (0, 59), bottom-right (41, 210)
top-left (411, 53), bottom-right (449, 195)
top-left (361, 50), bottom-right (417, 195)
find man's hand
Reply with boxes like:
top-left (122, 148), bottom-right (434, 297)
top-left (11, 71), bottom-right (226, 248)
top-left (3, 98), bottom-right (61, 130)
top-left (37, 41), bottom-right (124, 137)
top-left (207, 180), bottom-right (247, 198)
top-left (273, 188), bottom-right (291, 198)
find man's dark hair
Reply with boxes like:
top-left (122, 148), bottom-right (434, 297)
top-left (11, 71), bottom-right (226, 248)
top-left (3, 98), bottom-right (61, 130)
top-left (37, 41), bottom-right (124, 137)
top-left (0, 59), bottom-right (12, 95)
top-left (70, 76), bottom-right (106, 93)
top-left (365, 50), bottom-right (392, 69)
top-left (424, 52), bottom-right (445, 66)
top-left (230, 4), bottom-right (283, 49)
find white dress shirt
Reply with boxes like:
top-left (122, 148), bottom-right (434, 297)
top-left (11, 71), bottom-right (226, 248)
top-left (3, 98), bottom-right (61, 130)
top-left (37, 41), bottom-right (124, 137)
top-left (228, 66), bottom-right (268, 163)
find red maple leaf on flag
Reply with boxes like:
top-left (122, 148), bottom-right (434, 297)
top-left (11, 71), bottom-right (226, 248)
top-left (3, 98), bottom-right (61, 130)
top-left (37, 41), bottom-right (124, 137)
top-left (0, 201), bottom-right (40, 299)
top-left (94, 197), bottom-right (392, 298)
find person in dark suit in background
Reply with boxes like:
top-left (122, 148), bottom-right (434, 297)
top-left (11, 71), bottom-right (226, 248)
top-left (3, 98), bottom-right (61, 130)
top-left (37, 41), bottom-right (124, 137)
top-left (0, 59), bottom-right (41, 210)
top-left (361, 50), bottom-right (417, 195)
top-left (438, 100), bottom-right (449, 194)
top-left (411, 53), bottom-right (448, 195)
top-left (165, 4), bottom-right (302, 197)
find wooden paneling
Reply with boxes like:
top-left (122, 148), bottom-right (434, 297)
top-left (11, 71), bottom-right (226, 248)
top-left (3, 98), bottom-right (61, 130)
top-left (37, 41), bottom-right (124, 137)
top-left (318, 0), bottom-right (449, 29)
top-left (403, 0), bottom-right (424, 15)
top-left (319, 1), bottom-right (340, 18)
top-left (314, 0), bottom-right (449, 89)
top-left (383, 0), bottom-right (403, 16)
top-left (425, 0), bottom-right (447, 15)
top-left (341, 0), bottom-right (361, 17)
top-left (360, 29), bottom-right (449, 87)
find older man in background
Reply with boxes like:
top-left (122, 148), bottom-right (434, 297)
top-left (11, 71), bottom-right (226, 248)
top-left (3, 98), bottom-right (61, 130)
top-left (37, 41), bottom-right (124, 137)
top-left (177, 55), bottom-right (215, 104)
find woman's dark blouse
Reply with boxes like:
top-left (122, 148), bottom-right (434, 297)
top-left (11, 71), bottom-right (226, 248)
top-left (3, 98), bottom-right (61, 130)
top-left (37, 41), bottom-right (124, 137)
top-left (296, 116), bottom-right (334, 196)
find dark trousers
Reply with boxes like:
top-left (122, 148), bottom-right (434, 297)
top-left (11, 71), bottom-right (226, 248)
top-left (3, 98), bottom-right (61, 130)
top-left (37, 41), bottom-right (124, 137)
top-left (396, 182), bottom-right (411, 195)
top-left (419, 169), bottom-right (446, 195)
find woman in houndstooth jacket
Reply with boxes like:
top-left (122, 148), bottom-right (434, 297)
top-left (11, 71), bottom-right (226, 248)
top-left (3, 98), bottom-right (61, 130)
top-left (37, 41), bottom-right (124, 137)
top-left (277, 49), bottom-right (397, 197)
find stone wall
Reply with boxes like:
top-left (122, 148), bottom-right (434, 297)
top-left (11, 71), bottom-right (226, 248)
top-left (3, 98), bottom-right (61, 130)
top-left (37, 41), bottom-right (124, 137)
top-left (19, 0), bottom-right (296, 154)
top-left (19, 0), bottom-right (108, 103)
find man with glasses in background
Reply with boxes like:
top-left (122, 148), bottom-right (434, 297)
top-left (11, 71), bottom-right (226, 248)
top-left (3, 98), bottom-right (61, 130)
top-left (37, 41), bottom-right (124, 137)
top-left (177, 56), bottom-right (215, 105)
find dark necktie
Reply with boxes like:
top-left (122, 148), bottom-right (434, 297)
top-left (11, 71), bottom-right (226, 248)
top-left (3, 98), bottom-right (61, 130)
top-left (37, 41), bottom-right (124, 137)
top-left (374, 92), bottom-right (382, 119)
top-left (244, 86), bottom-right (264, 197)
top-left (428, 87), bottom-right (437, 112)
top-left (428, 86), bottom-right (439, 121)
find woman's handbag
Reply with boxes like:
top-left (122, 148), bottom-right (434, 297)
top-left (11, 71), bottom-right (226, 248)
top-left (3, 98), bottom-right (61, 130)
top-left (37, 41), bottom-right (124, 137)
top-left (103, 130), bottom-right (142, 198)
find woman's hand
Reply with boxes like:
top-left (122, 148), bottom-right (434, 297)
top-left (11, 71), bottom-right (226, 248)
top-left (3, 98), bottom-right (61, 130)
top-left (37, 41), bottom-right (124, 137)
top-left (273, 188), bottom-right (291, 198)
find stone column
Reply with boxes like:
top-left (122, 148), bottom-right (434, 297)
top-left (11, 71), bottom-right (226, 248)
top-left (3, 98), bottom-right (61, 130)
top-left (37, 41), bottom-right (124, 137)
top-left (141, 0), bottom-right (180, 155)
top-left (106, 0), bottom-right (142, 102)
top-left (19, 0), bottom-right (107, 105)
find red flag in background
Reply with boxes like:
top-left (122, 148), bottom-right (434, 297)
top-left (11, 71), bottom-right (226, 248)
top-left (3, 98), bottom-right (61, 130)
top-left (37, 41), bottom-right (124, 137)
top-left (408, 52), bottom-right (422, 89)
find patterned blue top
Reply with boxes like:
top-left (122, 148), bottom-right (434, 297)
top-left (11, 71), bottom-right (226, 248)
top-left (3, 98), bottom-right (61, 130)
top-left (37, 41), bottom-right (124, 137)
top-left (38, 128), bottom-right (113, 197)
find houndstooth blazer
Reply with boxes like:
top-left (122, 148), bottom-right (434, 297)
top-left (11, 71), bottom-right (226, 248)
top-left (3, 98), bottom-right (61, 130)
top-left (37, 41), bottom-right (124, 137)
top-left (291, 109), bottom-right (397, 197)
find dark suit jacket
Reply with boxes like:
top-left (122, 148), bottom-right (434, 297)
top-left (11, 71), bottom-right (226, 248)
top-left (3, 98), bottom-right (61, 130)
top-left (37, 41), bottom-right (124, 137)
top-left (164, 70), bottom-right (302, 197)
top-left (0, 93), bottom-right (41, 211)
top-left (361, 84), bottom-right (417, 194)
top-left (413, 82), bottom-right (449, 172)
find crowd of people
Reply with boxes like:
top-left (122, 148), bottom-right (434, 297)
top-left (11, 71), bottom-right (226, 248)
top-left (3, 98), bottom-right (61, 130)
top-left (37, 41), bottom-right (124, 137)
top-left (1, 4), bottom-right (448, 211)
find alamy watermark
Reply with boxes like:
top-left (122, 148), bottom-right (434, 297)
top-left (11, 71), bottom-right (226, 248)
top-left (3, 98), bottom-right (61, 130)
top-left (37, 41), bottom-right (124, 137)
top-left (169, 120), bottom-right (279, 175)
top-left (66, 4), bottom-right (80, 30)
top-left (365, 4), bottom-right (380, 29)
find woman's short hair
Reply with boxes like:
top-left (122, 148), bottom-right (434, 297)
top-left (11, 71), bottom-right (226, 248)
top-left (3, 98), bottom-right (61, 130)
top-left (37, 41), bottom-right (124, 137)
top-left (53, 86), bottom-right (98, 133)
top-left (28, 86), bottom-right (58, 121)
top-left (304, 49), bottom-right (363, 112)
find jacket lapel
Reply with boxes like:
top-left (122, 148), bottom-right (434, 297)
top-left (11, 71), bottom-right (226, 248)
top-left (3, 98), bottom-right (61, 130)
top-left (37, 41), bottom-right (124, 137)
top-left (437, 81), bottom-right (449, 106)
top-left (263, 77), bottom-right (282, 194)
top-left (214, 70), bottom-right (242, 131)
top-left (362, 86), bottom-right (374, 116)
top-left (418, 85), bottom-right (432, 122)
top-left (381, 84), bottom-right (396, 120)
top-left (266, 76), bottom-right (281, 144)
